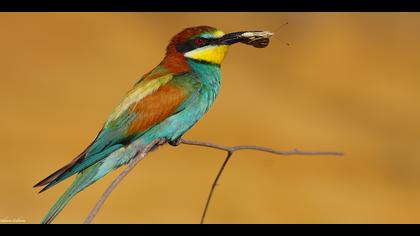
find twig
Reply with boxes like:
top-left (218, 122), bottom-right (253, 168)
top-left (200, 152), bottom-right (232, 224)
top-left (178, 139), bottom-right (344, 156)
top-left (84, 137), bottom-right (343, 224)
top-left (176, 138), bottom-right (343, 224)
top-left (84, 138), bottom-right (166, 224)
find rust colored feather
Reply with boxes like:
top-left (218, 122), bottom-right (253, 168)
top-left (126, 83), bottom-right (188, 136)
top-left (163, 26), bottom-right (217, 74)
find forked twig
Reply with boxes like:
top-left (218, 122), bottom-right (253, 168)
top-left (84, 138), bottom-right (343, 224)
top-left (177, 139), bottom-right (343, 224)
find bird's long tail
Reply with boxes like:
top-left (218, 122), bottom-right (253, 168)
top-left (41, 161), bottom-right (107, 224)
top-left (40, 138), bottom-right (153, 224)
top-left (40, 145), bottom-right (139, 224)
top-left (41, 171), bottom-right (89, 224)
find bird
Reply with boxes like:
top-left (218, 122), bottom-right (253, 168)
top-left (34, 25), bottom-right (272, 224)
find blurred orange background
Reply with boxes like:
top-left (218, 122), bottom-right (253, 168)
top-left (1, 13), bottom-right (420, 224)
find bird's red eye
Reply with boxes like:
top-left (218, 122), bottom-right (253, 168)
top-left (195, 38), bottom-right (206, 45)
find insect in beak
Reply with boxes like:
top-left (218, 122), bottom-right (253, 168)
top-left (212, 30), bottom-right (273, 48)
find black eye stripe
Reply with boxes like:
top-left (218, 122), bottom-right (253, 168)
top-left (176, 41), bottom-right (194, 53)
top-left (176, 37), bottom-right (215, 53)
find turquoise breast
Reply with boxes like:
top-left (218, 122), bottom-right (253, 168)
top-left (138, 59), bottom-right (222, 144)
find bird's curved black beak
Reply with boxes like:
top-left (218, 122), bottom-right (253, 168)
top-left (212, 31), bottom-right (273, 47)
top-left (213, 32), bottom-right (248, 45)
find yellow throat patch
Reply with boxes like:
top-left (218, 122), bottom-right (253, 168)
top-left (184, 45), bottom-right (229, 64)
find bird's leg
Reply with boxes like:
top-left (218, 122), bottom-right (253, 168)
top-left (168, 137), bottom-right (182, 146)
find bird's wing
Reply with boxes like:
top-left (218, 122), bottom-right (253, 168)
top-left (35, 65), bottom-right (198, 190)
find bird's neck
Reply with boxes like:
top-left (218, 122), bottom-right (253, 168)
top-left (186, 59), bottom-right (222, 115)
top-left (186, 59), bottom-right (222, 90)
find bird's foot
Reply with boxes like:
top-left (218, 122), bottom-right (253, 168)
top-left (169, 138), bottom-right (182, 146)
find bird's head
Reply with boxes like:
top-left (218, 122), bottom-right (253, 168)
top-left (165, 26), bottom-right (272, 67)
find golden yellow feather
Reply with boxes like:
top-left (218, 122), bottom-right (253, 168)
top-left (184, 45), bottom-right (229, 64)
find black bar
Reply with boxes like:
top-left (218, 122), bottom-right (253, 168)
top-left (0, 0), bottom-right (419, 12)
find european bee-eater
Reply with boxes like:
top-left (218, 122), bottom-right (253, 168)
top-left (35, 26), bottom-right (272, 224)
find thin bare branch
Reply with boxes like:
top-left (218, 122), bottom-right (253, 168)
top-left (84, 137), bottom-right (343, 224)
top-left (176, 138), bottom-right (343, 224)
top-left (179, 139), bottom-right (344, 156)
top-left (200, 152), bottom-right (232, 224)
top-left (84, 138), bottom-right (166, 224)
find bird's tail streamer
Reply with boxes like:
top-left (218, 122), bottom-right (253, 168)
top-left (41, 172), bottom-right (87, 224)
